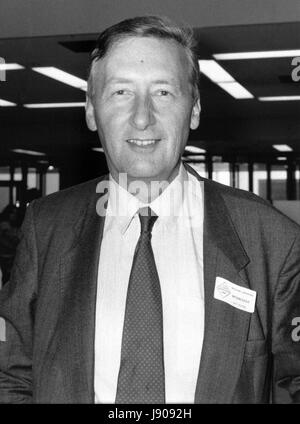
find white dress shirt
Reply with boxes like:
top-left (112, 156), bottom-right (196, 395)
top-left (94, 163), bottom-right (204, 403)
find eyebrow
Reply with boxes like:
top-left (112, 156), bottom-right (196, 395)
top-left (153, 79), bottom-right (180, 87)
top-left (105, 77), bottom-right (180, 87)
top-left (106, 78), bottom-right (134, 84)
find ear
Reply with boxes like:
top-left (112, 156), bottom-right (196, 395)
top-left (190, 97), bottom-right (201, 130)
top-left (85, 94), bottom-right (97, 131)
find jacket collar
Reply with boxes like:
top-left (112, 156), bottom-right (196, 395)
top-left (184, 162), bottom-right (249, 269)
top-left (184, 163), bottom-right (251, 403)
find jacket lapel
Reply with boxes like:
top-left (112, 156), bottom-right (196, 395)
top-left (58, 176), bottom-right (108, 403)
top-left (185, 165), bottom-right (251, 403)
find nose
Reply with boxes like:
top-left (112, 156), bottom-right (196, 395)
top-left (130, 94), bottom-right (155, 130)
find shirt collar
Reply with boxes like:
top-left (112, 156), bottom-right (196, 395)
top-left (106, 163), bottom-right (188, 234)
top-left (150, 163), bottom-right (187, 220)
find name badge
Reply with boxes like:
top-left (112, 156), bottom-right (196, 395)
top-left (214, 276), bottom-right (256, 313)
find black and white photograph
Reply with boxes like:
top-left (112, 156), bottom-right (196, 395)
top-left (0, 0), bottom-right (300, 410)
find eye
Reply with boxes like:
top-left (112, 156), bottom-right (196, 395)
top-left (158, 90), bottom-right (170, 96)
top-left (115, 89), bottom-right (125, 95)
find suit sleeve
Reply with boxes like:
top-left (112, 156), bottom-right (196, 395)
top-left (272, 231), bottom-right (300, 403)
top-left (0, 204), bottom-right (38, 403)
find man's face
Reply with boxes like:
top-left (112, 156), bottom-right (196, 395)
top-left (86, 36), bottom-right (200, 183)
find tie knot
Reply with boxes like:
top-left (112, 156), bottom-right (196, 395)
top-left (138, 207), bottom-right (158, 235)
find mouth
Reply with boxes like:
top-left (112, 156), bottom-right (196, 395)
top-left (126, 138), bottom-right (161, 147)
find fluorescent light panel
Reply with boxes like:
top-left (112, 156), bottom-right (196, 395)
top-left (184, 155), bottom-right (206, 161)
top-left (198, 60), bottom-right (234, 83)
top-left (273, 144), bottom-right (293, 152)
top-left (0, 63), bottom-right (24, 70)
top-left (0, 98), bottom-right (16, 106)
top-left (185, 145), bottom-right (206, 154)
top-left (218, 82), bottom-right (254, 99)
top-left (214, 50), bottom-right (300, 60)
top-left (12, 149), bottom-right (46, 156)
top-left (32, 67), bottom-right (87, 91)
top-left (198, 60), bottom-right (253, 99)
top-left (23, 102), bottom-right (85, 108)
top-left (258, 96), bottom-right (300, 101)
top-left (92, 147), bottom-right (105, 153)
top-left (277, 157), bottom-right (287, 161)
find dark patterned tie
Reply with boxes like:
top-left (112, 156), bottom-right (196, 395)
top-left (115, 207), bottom-right (165, 404)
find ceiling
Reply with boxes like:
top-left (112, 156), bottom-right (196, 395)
top-left (1, 0), bottom-right (300, 38)
top-left (0, 20), bottom-right (300, 173)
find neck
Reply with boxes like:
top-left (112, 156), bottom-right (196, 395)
top-left (113, 163), bottom-right (181, 203)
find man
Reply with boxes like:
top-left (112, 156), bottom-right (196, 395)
top-left (0, 15), bottom-right (300, 404)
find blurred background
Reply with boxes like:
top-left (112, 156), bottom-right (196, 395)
top-left (0, 0), bottom-right (300, 286)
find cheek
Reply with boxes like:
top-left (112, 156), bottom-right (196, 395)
top-left (160, 103), bottom-right (191, 127)
top-left (164, 113), bottom-right (191, 141)
top-left (95, 111), bottom-right (118, 140)
top-left (97, 106), bottom-right (131, 134)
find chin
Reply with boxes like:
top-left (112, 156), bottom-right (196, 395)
top-left (126, 165), bottom-right (162, 181)
top-left (128, 172), bottom-right (159, 181)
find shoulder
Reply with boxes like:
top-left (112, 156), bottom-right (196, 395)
top-left (31, 175), bottom-right (106, 215)
top-left (185, 163), bottom-right (300, 237)
top-left (23, 175), bottom-right (107, 237)
top-left (204, 177), bottom-right (300, 238)
top-left (205, 177), bottom-right (268, 206)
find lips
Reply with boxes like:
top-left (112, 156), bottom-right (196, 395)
top-left (126, 138), bottom-right (160, 146)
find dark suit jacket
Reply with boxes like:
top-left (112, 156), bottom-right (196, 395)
top-left (0, 164), bottom-right (300, 403)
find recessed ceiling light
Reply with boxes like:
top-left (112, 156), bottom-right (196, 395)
top-left (198, 60), bottom-right (253, 99)
top-left (0, 98), bottom-right (16, 106)
top-left (23, 102), bottom-right (86, 108)
top-left (0, 63), bottom-right (24, 70)
top-left (273, 144), bottom-right (293, 152)
top-left (183, 155), bottom-right (206, 161)
top-left (92, 147), bottom-right (105, 153)
top-left (185, 146), bottom-right (206, 154)
top-left (12, 149), bottom-right (46, 156)
top-left (258, 96), bottom-right (300, 101)
top-left (32, 67), bottom-right (87, 91)
top-left (218, 82), bottom-right (254, 99)
top-left (198, 60), bottom-right (234, 83)
top-left (213, 50), bottom-right (300, 60)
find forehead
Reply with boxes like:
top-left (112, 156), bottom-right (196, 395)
top-left (92, 36), bottom-right (190, 83)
